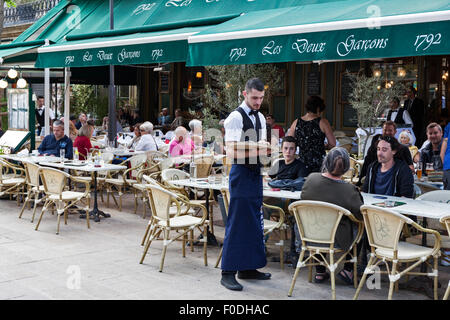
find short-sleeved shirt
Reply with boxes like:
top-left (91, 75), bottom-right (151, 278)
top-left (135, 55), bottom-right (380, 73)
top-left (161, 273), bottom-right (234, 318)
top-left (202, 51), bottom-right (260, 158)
top-left (443, 123), bottom-right (450, 171)
top-left (224, 101), bottom-right (266, 143)
top-left (373, 166), bottom-right (395, 196)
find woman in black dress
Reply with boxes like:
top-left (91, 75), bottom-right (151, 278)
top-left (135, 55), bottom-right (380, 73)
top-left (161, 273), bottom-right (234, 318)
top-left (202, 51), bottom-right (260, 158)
top-left (287, 96), bottom-right (336, 175)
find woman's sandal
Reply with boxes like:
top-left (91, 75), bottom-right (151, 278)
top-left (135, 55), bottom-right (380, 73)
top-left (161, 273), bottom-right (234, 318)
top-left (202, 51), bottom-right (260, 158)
top-left (337, 270), bottom-right (354, 285)
top-left (314, 272), bottom-right (330, 283)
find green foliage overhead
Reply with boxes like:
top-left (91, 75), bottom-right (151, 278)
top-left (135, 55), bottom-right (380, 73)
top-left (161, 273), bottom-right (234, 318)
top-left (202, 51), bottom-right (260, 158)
top-left (200, 64), bottom-right (283, 130)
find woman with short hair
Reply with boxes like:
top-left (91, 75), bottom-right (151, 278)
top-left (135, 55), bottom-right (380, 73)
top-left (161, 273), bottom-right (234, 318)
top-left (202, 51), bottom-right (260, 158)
top-left (135, 121), bottom-right (158, 151)
top-left (300, 147), bottom-right (363, 285)
top-left (73, 124), bottom-right (94, 160)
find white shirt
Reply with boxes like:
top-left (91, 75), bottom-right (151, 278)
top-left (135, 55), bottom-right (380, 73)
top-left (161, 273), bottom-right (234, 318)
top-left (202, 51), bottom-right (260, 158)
top-left (224, 101), bottom-right (266, 142)
top-left (36, 105), bottom-right (55, 120)
top-left (385, 108), bottom-right (413, 127)
top-left (135, 133), bottom-right (157, 151)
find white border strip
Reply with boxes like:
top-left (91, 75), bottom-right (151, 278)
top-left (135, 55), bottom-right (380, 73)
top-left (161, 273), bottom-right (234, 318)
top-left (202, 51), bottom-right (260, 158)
top-left (0, 47), bottom-right (38, 64)
top-left (189, 10), bottom-right (450, 43)
top-left (38, 32), bottom-right (197, 53)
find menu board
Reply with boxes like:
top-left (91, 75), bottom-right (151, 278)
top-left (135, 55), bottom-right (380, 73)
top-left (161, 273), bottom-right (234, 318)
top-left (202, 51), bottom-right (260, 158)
top-left (307, 71), bottom-right (321, 96)
top-left (159, 71), bottom-right (170, 93)
top-left (7, 89), bottom-right (29, 130)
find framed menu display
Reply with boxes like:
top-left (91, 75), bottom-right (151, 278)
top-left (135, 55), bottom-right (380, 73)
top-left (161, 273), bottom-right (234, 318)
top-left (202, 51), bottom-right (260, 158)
top-left (7, 89), bottom-right (29, 130)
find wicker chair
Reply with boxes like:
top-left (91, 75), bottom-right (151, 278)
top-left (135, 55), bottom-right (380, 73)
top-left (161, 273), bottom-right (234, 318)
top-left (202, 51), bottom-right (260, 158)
top-left (440, 215), bottom-right (450, 300)
top-left (139, 184), bottom-right (209, 272)
top-left (35, 167), bottom-right (91, 235)
top-left (104, 153), bottom-right (148, 211)
top-left (354, 205), bottom-right (441, 300)
top-left (18, 162), bottom-right (45, 223)
top-left (96, 152), bottom-right (115, 202)
top-left (342, 157), bottom-right (359, 184)
top-left (0, 159), bottom-right (26, 205)
top-left (287, 200), bottom-right (364, 299)
top-left (215, 188), bottom-right (288, 269)
top-left (131, 161), bottom-right (163, 218)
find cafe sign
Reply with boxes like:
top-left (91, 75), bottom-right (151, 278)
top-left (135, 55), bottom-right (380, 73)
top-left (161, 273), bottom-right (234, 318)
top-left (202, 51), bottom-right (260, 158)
top-left (188, 19), bottom-right (450, 66)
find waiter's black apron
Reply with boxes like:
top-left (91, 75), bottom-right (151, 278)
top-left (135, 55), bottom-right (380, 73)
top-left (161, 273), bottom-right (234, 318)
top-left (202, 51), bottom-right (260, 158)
top-left (221, 107), bottom-right (266, 271)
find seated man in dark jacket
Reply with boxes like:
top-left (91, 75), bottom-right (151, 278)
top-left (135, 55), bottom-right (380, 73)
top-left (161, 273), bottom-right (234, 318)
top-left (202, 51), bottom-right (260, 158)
top-left (38, 120), bottom-right (73, 159)
top-left (358, 121), bottom-right (413, 186)
top-left (362, 135), bottom-right (414, 198)
top-left (268, 136), bottom-right (308, 181)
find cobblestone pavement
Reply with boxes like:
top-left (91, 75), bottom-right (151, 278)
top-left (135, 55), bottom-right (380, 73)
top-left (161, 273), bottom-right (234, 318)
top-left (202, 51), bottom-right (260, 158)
top-left (0, 193), bottom-right (447, 300)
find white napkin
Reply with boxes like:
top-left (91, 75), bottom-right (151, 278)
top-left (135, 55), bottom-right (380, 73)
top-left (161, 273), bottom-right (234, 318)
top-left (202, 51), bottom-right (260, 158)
top-left (17, 149), bottom-right (29, 156)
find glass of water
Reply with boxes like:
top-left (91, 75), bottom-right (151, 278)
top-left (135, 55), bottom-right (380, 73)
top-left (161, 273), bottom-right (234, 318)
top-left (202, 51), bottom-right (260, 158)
top-left (59, 149), bottom-right (65, 162)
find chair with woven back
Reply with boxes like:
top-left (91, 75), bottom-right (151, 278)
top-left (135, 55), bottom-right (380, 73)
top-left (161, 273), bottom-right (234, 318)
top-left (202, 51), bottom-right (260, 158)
top-left (354, 205), bottom-right (441, 300)
top-left (104, 153), bottom-right (148, 211)
top-left (18, 162), bottom-right (45, 222)
top-left (139, 184), bottom-right (209, 272)
top-left (35, 167), bottom-right (91, 235)
top-left (139, 174), bottom-right (198, 245)
top-left (96, 151), bottom-right (115, 203)
top-left (405, 190), bottom-right (450, 270)
top-left (287, 200), bottom-right (364, 300)
top-left (215, 187), bottom-right (288, 269)
top-left (0, 158), bottom-right (26, 206)
top-left (440, 215), bottom-right (450, 300)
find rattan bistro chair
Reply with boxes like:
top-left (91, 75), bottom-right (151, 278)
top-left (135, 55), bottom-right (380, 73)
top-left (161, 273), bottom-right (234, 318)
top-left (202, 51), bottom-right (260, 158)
top-left (215, 188), bottom-right (287, 269)
top-left (35, 167), bottom-right (91, 235)
top-left (139, 184), bottom-right (209, 272)
top-left (354, 205), bottom-right (441, 300)
top-left (287, 200), bottom-right (364, 300)
top-left (18, 162), bottom-right (45, 222)
top-left (105, 153), bottom-right (147, 211)
top-left (441, 215), bottom-right (450, 300)
top-left (0, 158), bottom-right (26, 205)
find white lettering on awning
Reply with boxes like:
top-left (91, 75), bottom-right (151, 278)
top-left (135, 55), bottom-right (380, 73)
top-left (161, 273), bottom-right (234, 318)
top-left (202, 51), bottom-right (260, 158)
top-left (337, 35), bottom-right (388, 57)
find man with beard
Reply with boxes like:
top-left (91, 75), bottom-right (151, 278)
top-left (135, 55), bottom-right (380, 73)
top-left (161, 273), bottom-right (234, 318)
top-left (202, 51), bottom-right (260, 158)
top-left (362, 135), bottom-right (414, 198)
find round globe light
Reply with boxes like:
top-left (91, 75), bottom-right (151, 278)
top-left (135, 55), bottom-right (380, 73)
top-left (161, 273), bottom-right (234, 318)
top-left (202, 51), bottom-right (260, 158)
top-left (7, 68), bottom-right (18, 79)
top-left (0, 79), bottom-right (8, 89)
top-left (17, 77), bottom-right (27, 88)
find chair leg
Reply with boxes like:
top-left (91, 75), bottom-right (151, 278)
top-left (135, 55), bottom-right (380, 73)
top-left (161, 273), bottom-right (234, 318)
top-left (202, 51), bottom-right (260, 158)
top-left (134, 191), bottom-right (138, 215)
top-left (288, 250), bottom-right (305, 297)
top-left (31, 194), bottom-right (40, 223)
top-left (215, 247), bottom-right (223, 268)
top-left (159, 229), bottom-right (170, 272)
top-left (140, 226), bottom-right (159, 264)
top-left (140, 218), bottom-right (153, 246)
top-left (353, 246), bottom-right (358, 288)
top-left (280, 229), bottom-right (285, 270)
top-left (86, 204), bottom-right (90, 229)
top-left (56, 212), bottom-right (62, 235)
top-left (35, 200), bottom-right (49, 231)
top-left (353, 255), bottom-right (376, 300)
top-left (444, 282), bottom-right (450, 300)
top-left (388, 261), bottom-right (398, 300)
top-left (18, 189), bottom-right (31, 219)
top-left (190, 229), bottom-right (194, 252)
top-left (64, 208), bottom-right (68, 225)
top-left (330, 253), bottom-right (336, 300)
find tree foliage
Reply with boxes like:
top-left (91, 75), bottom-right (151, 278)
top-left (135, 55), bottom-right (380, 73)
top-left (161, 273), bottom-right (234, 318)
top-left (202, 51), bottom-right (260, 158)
top-left (200, 64), bottom-right (284, 130)
top-left (348, 69), bottom-right (406, 152)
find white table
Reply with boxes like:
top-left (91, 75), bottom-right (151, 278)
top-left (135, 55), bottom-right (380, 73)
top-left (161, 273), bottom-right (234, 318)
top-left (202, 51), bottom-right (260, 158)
top-left (169, 154), bottom-right (226, 165)
top-left (0, 154), bottom-right (62, 164)
top-left (107, 149), bottom-right (146, 157)
top-left (39, 161), bottom-right (127, 222)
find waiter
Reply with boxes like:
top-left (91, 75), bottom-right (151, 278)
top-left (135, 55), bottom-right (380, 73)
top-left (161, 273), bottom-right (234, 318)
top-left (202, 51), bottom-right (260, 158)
top-left (386, 97), bottom-right (413, 127)
top-left (221, 78), bottom-right (271, 291)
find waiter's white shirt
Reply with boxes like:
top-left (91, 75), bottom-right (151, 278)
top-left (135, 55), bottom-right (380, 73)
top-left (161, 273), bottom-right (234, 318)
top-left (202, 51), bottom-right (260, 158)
top-left (385, 107), bottom-right (413, 127)
top-left (36, 105), bottom-right (55, 120)
top-left (224, 101), bottom-right (267, 143)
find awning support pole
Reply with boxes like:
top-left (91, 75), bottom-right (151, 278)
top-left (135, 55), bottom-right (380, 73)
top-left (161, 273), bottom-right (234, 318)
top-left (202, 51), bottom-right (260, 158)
top-left (64, 67), bottom-right (71, 137)
top-left (107, 0), bottom-right (117, 146)
top-left (44, 68), bottom-right (50, 136)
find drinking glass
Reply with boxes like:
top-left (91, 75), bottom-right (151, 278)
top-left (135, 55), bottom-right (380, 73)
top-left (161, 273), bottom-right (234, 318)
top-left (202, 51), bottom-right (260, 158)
top-left (221, 165), bottom-right (228, 185)
top-left (59, 149), bottom-right (65, 162)
top-left (426, 163), bottom-right (434, 175)
top-left (73, 147), bottom-right (79, 162)
top-left (416, 162), bottom-right (422, 180)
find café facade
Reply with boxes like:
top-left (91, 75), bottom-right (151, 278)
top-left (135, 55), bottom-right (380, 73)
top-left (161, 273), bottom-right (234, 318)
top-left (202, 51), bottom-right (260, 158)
top-left (0, 0), bottom-right (448, 137)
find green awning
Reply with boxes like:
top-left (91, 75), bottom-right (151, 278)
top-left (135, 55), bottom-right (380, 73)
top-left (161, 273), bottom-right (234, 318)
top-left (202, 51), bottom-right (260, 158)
top-left (187, 0), bottom-right (450, 66)
top-left (35, 26), bottom-right (210, 68)
top-left (0, 45), bottom-right (41, 65)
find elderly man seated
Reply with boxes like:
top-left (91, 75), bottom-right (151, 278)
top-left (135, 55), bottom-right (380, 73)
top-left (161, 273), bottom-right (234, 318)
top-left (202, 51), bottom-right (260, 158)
top-left (38, 120), bottom-right (73, 159)
top-left (135, 121), bottom-right (158, 152)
